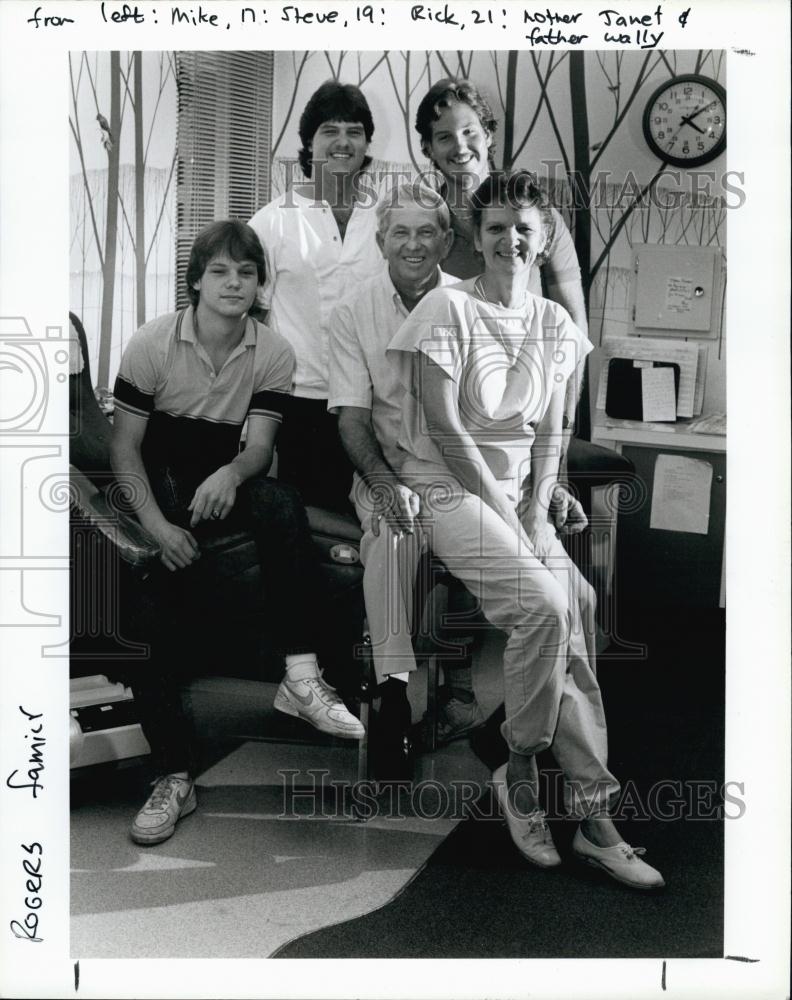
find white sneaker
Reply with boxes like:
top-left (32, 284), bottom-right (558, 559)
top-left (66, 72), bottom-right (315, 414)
top-left (274, 673), bottom-right (365, 740)
top-left (131, 775), bottom-right (197, 845)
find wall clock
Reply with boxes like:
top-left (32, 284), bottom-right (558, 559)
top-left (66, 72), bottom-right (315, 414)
top-left (642, 74), bottom-right (726, 168)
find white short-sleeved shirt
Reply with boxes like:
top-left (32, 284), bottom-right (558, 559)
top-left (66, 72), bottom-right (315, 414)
top-left (327, 267), bottom-right (457, 472)
top-left (248, 185), bottom-right (387, 400)
top-left (386, 279), bottom-right (593, 488)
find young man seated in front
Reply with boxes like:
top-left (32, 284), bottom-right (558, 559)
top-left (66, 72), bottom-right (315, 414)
top-left (111, 220), bottom-right (364, 846)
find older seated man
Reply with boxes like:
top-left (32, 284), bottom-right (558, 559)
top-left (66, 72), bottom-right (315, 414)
top-left (328, 182), bottom-right (486, 749)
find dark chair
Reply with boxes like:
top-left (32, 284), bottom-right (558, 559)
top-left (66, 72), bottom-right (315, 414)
top-left (68, 313), bottom-right (371, 776)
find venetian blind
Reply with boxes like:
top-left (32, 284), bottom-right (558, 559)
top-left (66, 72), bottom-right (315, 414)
top-left (175, 51), bottom-right (274, 307)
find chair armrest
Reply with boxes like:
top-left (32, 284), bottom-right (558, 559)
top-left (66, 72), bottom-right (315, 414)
top-left (306, 505), bottom-right (363, 566)
top-left (305, 506), bottom-right (363, 544)
top-left (566, 437), bottom-right (635, 489)
top-left (69, 465), bottom-right (160, 569)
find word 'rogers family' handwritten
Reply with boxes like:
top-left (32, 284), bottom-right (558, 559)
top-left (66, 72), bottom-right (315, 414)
top-left (25, 3), bottom-right (692, 46)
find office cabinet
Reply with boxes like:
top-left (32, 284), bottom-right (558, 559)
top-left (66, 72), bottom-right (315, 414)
top-left (591, 420), bottom-right (726, 609)
top-left (615, 445), bottom-right (725, 607)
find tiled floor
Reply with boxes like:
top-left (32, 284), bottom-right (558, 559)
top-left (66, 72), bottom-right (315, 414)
top-left (70, 635), bottom-right (504, 959)
top-left (72, 743), bottom-right (476, 958)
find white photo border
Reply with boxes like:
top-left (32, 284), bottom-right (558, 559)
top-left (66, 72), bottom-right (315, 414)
top-left (0, 1), bottom-right (789, 997)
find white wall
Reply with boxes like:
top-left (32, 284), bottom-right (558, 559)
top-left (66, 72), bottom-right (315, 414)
top-left (69, 52), bottom-right (177, 386)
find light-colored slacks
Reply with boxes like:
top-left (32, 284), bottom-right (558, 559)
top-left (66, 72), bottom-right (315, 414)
top-left (351, 472), bottom-right (424, 684)
top-left (401, 461), bottom-right (621, 816)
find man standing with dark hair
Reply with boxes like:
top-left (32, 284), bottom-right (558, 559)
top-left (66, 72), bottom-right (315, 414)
top-left (112, 220), bottom-right (364, 846)
top-left (248, 80), bottom-right (388, 514)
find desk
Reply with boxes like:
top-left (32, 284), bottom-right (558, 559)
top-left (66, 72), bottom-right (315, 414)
top-left (591, 416), bottom-right (726, 608)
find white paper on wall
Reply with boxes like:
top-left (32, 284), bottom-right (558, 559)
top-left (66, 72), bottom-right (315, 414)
top-left (595, 336), bottom-right (699, 418)
top-left (693, 343), bottom-right (709, 416)
top-left (650, 454), bottom-right (713, 534)
top-left (641, 366), bottom-right (677, 422)
top-left (665, 276), bottom-right (694, 313)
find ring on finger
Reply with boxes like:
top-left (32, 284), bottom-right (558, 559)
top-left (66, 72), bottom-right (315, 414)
top-left (211, 508), bottom-right (221, 519)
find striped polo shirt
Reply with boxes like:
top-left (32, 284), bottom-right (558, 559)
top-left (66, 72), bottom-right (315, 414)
top-left (114, 306), bottom-right (295, 479)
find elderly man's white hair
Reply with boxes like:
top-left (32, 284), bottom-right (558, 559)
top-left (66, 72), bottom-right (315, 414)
top-left (375, 181), bottom-right (451, 236)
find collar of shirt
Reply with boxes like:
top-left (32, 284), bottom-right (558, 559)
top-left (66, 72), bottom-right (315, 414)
top-left (384, 265), bottom-right (448, 318)
top-left (179, 305), bottom-right (257, 372)
top-left (289, 179), bottom-right (374, 216)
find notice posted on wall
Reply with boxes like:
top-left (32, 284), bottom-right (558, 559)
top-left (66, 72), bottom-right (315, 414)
top-left (641, 365), bottom-right (677, 422)
top-left (649, 454), bottom-right (713, 534)
top-left (665, 276), bottom-right (694, 314)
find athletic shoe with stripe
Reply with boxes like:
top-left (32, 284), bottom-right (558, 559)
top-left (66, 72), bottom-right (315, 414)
top-left (131, 775), bottom-right (197, 845)
top-left (274, 673), bottom-right (365, 739)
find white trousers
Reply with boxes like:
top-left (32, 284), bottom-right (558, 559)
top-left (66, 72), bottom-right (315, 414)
top-left (401, 461), bottom-right (620, 815)
top-left (352, 473), bottom-right (424, 684)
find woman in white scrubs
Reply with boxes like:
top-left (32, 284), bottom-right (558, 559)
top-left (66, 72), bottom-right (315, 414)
top-left (388, 172), bottom-right (665, 891)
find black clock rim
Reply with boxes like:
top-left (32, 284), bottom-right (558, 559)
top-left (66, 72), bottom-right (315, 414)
top-left (642, 74), bottom-right (726, 169)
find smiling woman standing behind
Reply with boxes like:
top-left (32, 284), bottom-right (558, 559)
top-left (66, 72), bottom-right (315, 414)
top-left (414, 77), bottom-right (587, 332)
top-left (249, 81), bottom-right (386, 512)
top-left (387, 173), bottom-right (665, 890)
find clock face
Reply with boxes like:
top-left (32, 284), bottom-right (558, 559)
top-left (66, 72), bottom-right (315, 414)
top-left (643, 75), bottom-right (726, 168)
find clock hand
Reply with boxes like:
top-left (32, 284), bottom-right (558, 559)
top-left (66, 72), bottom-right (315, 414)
top-left (660, 98), bottom-right (716, 155)
top-left (661, 120), bottom-right (686, 155)
top-left (677, 102), bottom-right (703, 130)
top-left (663, 114), bottom-right (702, 156)
top-left (679, 102), bottom-right (702, 124)
top-left (679, 100), bottom-right (718, 128)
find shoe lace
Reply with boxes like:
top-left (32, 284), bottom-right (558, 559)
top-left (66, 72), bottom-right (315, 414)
top-left (305, 676), bottom-right (342, 705)
top-left (147, 775), bottom-right (182, 811)
top-left (520, 810), bottom-right (551, 842)
top-left (618, 843), bottom-right (646, 861)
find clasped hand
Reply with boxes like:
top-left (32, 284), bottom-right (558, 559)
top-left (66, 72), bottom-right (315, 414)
top-left (523, 486), bottom-right (587, 564)
top-left (522, 509), bottom-right (558, 564)
top-left (152, 521), bottom-right (200, 572)
top-left (549, 485), bottom-right (587, 535)
top-left (368, 478), bottom-right (420, 537)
